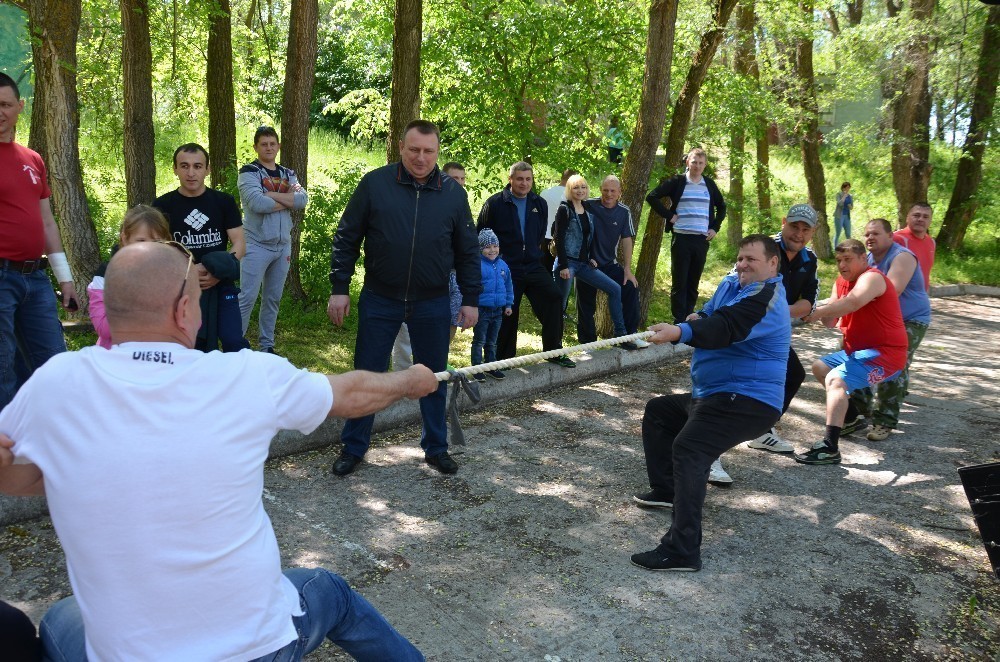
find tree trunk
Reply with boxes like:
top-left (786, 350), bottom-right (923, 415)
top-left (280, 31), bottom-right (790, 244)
top-left (796, 0), bottom-right (830, 258)
top-left (207, 0), bottom-right (237, 191)
top-left (660, 0), bottom-right (740, 172)
top-left (26, 0), bottom-right (101, 308)
top-left (846, 0), bottom-right (863, 26)
top-left (386, 0), bottom-right (422, 164)
top-left (938, 5), bottom-right (1000, 250)
top-left (634, 0), bottom-right (736, 325)
top-left (620, 0), bottom-right (679, 327)
top-left (728, 1), bottom-right (756, 246)
top-left (27, 13), bottom-right (48, 163)
top-left (889, 0), bottom-right (935, 226)
top-left (120, 0), bottom-right (156, 207)
top-left (755, 126), bottom-right (771, 221)
top-left (279, 0), bottom-right (319, 302)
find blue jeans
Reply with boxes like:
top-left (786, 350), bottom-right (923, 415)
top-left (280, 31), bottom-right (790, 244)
top-left (0, 268), bottom-right (67, 411)
top-left (471, 306), bottom-right (504, 365)
top-left (834, 214), bottom-right (851, 245)
top-left (575, 262), bottom-right (639, 343)
top-left (341, 289), bottom-right (450, 458)
top-left (559, 259), bottom-right (627, 336)
top-left (38, 568), bottom-right (423, 661)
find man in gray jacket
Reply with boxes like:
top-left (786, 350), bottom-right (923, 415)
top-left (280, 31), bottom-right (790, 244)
top-left (238, 126), bottom-right (308, 354)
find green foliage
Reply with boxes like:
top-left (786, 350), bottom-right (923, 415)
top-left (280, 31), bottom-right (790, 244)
top-left (310, 24), bottom-right (389, 136)
top-left (421, 0), bottom-right (646, 177)
top-left (0, 4), bottom-right (32, 98)
top-left (322, 89), bottom-right (389, 145)
top-left (296, 159), bottom-right (368, 300)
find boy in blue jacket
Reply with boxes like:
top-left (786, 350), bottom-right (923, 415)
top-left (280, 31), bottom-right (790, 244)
top-left (471, 229), bottom-right (514, 382)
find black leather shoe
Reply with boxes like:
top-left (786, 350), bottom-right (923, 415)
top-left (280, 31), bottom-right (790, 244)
top-left (425, 452), bottom-right (459, 474)
top-left (331, 452), bottom-right (362, 476)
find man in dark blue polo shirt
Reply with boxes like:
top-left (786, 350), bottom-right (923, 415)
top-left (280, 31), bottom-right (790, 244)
top-left (577, 175), bottom-right (646, 346)
top-left (477, 162), bottom-right (570, 366)
top-left (712, 204), bottom-right (820, 484)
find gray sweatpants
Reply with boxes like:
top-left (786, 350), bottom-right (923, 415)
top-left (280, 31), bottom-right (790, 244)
top-left (238, 240), bottom-right (291, 350)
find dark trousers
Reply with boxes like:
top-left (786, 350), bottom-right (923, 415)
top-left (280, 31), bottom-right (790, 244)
top-left (576, 263), bottom-right (640, 342)
top-left (670, 233), bottom-right (711, 323)
top-left (341, 289), bottom-right (450, 458)
top-left (783, 346), bottom-right (806, 414)
top-left (641, 392), bottom-right (778, 563)
top-left (496, 269), bottom-right (563, 359)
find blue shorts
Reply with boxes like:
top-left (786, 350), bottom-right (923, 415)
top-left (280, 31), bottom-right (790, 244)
top-left (820, 349), bottom-right (901, 393)
top-left (448, 271), bottom-right (462, 326)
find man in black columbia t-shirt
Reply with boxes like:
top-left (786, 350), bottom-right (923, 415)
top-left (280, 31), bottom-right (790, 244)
top-left (153, 143), bottom-right (249, 352)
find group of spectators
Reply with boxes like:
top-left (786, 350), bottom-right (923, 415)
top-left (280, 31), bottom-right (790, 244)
top-left (0, 65), bottom-right (940, 659)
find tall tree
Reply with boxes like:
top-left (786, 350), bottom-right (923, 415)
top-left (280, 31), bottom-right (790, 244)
top-left (621, 0), bottom-right (679, 325)
top-left (280, 0), bottom-right (319, 302)
top-left (888, 0), bottom-right (935, 226)
top-left (120, 0), bottom-right (156, 207)
top-left (938, 5), bottom-right (1000, 250)
top-left (728, 1), bottom-right (757, 246)
top-left (386, 0), bottom-right (421, 163)
top-left (26, 10), bottom-right (48, 166)
top-left (25, 0), bottom-right (100, 305)
top-left (207, 0), bottom-right (237, 191)
top-left (795, 0), bottom-right (830, 257)
top-left (634, 0), bottom-right (738, 324)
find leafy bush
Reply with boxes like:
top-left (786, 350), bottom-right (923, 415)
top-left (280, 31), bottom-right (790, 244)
top-left (296, 159), bottom-right (369, 303)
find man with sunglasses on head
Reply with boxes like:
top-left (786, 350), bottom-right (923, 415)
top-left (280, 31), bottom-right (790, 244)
top-left (0, 72), bottom-right (77, 413)
top-left (0, 241), bottom-right (435, 660)
top-left (154, 142), bottom-right (250, 352)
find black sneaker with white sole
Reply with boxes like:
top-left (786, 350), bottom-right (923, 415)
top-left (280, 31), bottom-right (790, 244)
top-left (632, 491), bottom-right (673, 508)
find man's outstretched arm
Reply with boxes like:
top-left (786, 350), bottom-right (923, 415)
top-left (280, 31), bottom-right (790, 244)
top-left (0, 435), bottom-right (44, 497)
top-left (326, 365), bottom-right (439, 420)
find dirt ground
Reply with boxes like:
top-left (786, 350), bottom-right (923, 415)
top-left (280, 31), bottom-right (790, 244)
top-left (2, 295), bottom-right (999, 660)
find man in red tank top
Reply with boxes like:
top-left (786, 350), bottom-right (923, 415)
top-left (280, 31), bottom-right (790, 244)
top-left (794, 239), bottom-right (907, 465)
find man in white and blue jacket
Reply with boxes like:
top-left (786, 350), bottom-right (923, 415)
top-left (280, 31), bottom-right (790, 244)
top-left (631, 234), bottom-right (791, 572)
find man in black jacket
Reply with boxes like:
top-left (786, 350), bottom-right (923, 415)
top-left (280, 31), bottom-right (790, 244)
top-left (646, 148), bottom-right (726, 323)
top-left (327, 120), bottom-right (481, 476)
top-left (477, 162), bottom-right (571, 366)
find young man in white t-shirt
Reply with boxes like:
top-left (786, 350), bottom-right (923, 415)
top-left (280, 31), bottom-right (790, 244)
top-left (0, 242), bottom-right (436, 661)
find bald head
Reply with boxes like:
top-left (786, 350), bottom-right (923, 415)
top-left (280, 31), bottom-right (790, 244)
top-left (105, 242), bottom-right (198, 341)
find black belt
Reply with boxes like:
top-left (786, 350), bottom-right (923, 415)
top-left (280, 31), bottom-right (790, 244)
top-left (0, 257), bottom-right (48, 274)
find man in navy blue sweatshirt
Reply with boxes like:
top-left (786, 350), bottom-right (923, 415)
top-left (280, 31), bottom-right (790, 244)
top-left (630, 234), bottom-right (791, 572)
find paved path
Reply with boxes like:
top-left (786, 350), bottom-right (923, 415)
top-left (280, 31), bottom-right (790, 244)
top-left (2, 296), bottom-right (999, 659)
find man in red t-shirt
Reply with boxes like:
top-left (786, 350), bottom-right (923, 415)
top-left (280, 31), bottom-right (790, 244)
top-left (795, 239), bottom-right (907, 465)
top-left (0, 73), bottom-right (77, 412)
top-left (893, 202), bottom-right (935, 291)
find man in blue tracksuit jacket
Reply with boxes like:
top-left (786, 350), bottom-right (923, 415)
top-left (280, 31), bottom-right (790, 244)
top-left (630, 234), bottom-right (791, 572)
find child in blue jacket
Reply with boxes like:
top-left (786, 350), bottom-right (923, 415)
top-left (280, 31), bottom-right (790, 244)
top-left (472, 229), bottom-right (514, 381)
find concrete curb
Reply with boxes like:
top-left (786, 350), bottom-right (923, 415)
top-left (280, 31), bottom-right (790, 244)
top-left (6, 284), bottom-right (996, 525)
top-left (929, 283), bottom-right (1000, 298)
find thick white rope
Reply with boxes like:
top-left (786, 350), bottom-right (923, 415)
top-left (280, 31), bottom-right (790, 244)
top-left (434, 330), bottom-right (656, 381)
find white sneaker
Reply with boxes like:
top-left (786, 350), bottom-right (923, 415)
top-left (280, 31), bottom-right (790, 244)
top-left (747, 428), bottom-right (794, 453)
top-left (708, 458), bottom-right (733, 485)
top-left (634, 338), bottom-right (651, 349)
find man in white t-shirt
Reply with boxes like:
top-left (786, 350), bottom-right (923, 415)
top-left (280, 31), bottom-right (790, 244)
top-left (0, 242), bottom-right (435, 661)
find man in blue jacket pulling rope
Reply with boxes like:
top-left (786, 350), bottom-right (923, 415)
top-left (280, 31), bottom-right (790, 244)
top-left (630, 234), bottom-right (791, 572)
